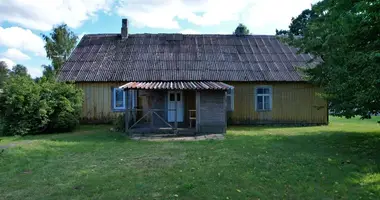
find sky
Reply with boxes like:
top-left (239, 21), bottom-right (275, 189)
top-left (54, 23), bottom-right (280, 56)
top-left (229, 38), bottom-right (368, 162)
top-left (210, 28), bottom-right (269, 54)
top-left (0, 0), bottom-right (318, 78)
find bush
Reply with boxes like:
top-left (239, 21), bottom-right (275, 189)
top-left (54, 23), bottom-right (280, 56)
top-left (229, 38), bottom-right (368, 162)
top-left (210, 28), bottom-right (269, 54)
top-left (0, 76), bottom-right (83, 136)
top-left (40, 80), bottom-right (83, 133)
top-left (112, 114), bottom-right (125, 132)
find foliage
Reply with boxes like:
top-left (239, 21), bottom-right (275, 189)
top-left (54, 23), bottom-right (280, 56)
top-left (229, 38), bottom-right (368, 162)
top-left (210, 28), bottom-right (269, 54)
top-left (39, 80), bottom-right (83, 133)
top-left (42, 24), bottom-right (77, 73)
top-left (9, 64), bottom-right (29, 78)
top-left (0, 61), bottom-right (9, 88)
top-left (233, 23), bottom-right (250, 35)
top-left (276, 9), bottom-right (317, 36)
top-left (112, 114), bottom-right (125, 132)
top-left (0, 74), bottom-right (83, 136)
top-left (41, 65), bottom-right (56, 81)
top-left (275, 29), bottom-right (289, 36)
top-left (0, 76), bottom-right (49, 136)
top-left (1, 117), bottom-right (380, 199)
top-left (283, 0), bottom-right (380, 118)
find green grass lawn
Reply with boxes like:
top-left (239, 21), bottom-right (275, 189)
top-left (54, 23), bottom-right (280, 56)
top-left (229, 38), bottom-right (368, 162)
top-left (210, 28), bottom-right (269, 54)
top-left (1, 117), bottom-right (379, 200)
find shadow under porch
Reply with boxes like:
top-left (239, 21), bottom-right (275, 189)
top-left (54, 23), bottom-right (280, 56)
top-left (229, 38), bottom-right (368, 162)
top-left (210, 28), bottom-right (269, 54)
top-left (125, 90), bottom-right (197, 135)
top-left (121, 81), bottom-right (232, 136)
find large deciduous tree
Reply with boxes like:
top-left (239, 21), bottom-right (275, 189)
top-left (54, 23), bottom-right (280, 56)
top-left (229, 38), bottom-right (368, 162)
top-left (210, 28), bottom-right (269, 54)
top-left (0, 61), bottom-right (9, 88)
top-left (42, 24), bottom-right (77, 74)
top-left (234, 23), bottom-right (250, 35)
top-left (10, 64), bottom-right (29, 77)
top-left (276, 9), bottom-right (317, 36)
top-left (285, 0), bottom-right (380, 118)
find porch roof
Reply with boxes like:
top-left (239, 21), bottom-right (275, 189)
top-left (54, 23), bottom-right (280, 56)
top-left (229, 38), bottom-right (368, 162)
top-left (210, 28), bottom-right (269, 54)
top-left (119, 81), bottom-right (233, 90)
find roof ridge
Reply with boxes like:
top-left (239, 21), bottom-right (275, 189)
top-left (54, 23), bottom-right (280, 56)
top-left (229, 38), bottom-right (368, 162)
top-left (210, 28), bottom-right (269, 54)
top-left (83, 33), bottom-right (278, 37)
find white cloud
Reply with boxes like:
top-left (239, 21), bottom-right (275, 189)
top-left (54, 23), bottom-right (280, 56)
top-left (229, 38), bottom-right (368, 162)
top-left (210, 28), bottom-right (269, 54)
top-left (241, 0), bottom-right (318, 34)
top-left (180, 29), bottom-right (201, 34)
top-left (1, 48), bottom-right (30, 61)
top-left (27, 66), bottom-right (43, 78)
top-left (0, 0), bottom-right (113, 31)
top-left (116, 0), bottom-right (181, 29)
top-left (0, 26), bottom-right (46, 57)
top-left (0, 58), bottom-right (15, 69)
top-left (116, 0), bottom-right (318, 34)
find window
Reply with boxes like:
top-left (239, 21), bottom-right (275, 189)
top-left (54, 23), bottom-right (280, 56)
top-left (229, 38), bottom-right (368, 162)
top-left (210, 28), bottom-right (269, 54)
top-left (255, 86), bottom-right (272, 111)
top-left (113, 88), bottom-right (125, 110)
top-left (226, 88), bottom-right (234, 111)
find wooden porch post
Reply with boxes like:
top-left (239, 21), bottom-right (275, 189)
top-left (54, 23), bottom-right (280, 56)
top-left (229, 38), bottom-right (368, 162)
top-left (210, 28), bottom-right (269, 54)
top-left (196, 91), bottom-right (200, 133)
top-left (125, 89), bottom-right (130, 134)
top-left (174, 91), bottom-right (178, 134)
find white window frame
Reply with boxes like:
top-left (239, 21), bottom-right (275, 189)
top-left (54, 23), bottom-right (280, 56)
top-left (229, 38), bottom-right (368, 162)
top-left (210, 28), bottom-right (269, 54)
top-left (254, 86), bottom-right (272, 111)
top-left (226, 88), bottom-right (234, 111)
top-left (113, 88), bottom-right (126, 110)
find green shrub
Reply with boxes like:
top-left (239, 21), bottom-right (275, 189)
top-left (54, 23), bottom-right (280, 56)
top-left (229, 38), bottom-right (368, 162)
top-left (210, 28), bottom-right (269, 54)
top-left (113, 114), bottom-right (125, 132)
top-left (40, 80), bottom-right (83, 133)
top-left (0, 76), bottom-right (83, 136)
top-left (0, 76), bottom-right (50, 136)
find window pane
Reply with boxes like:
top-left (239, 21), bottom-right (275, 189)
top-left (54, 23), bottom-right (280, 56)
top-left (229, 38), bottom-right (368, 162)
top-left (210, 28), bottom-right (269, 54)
top-left (170, 93), bottom-right (175, 101)
top-left (176, 93), bottom-right (181, 101)
top-left (257, 88), bottom-right (264, 94)
top-left (115, 89), bottom-right (124, 108)
top-left (257, 96), bottom-right (263, 110)
top-left (264, 96), bottom-right (270, 110)
top-left (263, 88), bottom-right (270, 94)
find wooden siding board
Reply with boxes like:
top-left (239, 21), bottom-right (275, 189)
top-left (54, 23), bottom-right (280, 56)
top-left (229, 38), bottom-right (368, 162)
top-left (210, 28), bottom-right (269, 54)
top-left (227, 82), bottom-right (328, 124)
top-left (76, 82), bottom-right (327, 124)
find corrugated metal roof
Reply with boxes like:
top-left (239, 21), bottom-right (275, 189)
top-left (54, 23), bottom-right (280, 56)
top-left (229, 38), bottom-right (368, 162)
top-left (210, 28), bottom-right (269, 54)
top-left (120, 81), bottom-right (233, 90)
top-left (58, 34), bottom-right (320, 82)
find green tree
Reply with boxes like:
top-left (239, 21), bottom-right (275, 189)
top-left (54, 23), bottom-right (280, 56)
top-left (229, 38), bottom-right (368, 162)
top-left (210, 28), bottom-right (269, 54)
top-left (10, 64), bottom-right (29, 77)
top-left (0, 61), bottom-right (9, 88)
top-left (233, 23), bottom-right (250, 35)
top-left (42, 24), bottom-right (77, 73)
top-left (284, 0), bottom-right (380, 118)
top-left (276, 9), bottom-right (317, 36)
top-left (41, 65), bottom-right (56, 81)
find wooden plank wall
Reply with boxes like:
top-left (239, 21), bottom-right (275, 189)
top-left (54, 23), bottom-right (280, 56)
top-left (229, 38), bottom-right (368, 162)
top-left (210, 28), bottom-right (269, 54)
top-left (227, 82), bottom-right (328, 125)
top-left (76, 82), bottom-right (328, 125)
top-left (76, 82), bottom-right (124, 122)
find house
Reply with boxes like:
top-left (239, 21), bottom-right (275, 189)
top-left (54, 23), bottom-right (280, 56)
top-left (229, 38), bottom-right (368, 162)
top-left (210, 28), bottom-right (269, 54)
top-left (58, 19), bottom-right (328, 135)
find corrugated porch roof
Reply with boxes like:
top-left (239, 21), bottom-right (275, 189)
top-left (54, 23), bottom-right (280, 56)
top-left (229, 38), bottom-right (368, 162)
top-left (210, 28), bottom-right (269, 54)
top-left (119, 81), bottom-right (233, 90)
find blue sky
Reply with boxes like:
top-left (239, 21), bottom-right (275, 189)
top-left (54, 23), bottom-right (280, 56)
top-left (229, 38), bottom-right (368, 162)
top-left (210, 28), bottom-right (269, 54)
top-left (0, 0), bottom-right (317, 77)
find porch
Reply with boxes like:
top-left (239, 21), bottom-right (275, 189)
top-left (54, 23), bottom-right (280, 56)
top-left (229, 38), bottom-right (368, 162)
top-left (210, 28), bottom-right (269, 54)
top-left (120, 81), bottom-right (233, 136)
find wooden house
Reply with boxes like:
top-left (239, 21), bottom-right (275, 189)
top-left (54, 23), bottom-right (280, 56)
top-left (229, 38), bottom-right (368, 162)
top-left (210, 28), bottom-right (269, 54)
top-left (58, 19), bottom-right (328, 135)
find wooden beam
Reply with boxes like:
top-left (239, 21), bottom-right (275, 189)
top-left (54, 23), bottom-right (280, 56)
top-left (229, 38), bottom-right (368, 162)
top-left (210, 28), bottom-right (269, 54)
top-left (196, 91), bottom-right (200, 133)
top-left (125, 89), bottom-right (129, 133)
top-left (174, 92), bottom-right (178, 134)
top-left (224, 91), bottom-right (227, 134)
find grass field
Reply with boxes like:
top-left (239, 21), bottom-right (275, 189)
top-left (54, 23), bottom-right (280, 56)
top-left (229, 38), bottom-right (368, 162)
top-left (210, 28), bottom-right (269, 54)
top-left (1, 116), bottom-right (379, 199)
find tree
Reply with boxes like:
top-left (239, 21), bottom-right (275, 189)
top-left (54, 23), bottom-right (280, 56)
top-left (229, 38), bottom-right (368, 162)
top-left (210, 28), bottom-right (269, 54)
top-left (234, 23), bottom-right (250, 35)
top-left (42, 65), bottom-right (56, 81)
top-left (42, 24), bottom-right (77, 73)
top-left (276, 9), bottom-right (317, 36)
top-left (0, 61), bottom-right (9, 88)
top-left (10, 64), bottom-right (29, 77)
top-left (284, 0), bottom-right (380, 119)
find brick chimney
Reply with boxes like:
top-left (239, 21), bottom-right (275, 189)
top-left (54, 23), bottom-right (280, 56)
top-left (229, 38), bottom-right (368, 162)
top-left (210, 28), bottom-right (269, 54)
top-left (121, 18), bottom-right (128, 39)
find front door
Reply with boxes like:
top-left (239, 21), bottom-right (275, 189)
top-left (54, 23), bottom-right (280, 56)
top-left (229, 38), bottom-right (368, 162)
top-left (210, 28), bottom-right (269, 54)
top-left (168, 91), bottom-right (184, 122)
